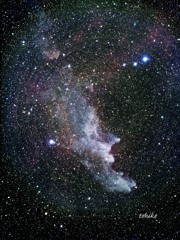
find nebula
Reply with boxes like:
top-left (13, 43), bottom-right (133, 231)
top-left (51, 66), bottom-right (136, 192)
top-left (72, 103), bottom-right (136, 192)
top-left (4, 1), bottom-right (179, 211)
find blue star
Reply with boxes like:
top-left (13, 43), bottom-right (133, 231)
top-left (48, 138), bottom-right (56, 146)
top-left (141, 55), bottom-right (151, 63)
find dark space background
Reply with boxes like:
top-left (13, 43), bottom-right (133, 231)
top-left (1, 0), bottom-right (180, 239)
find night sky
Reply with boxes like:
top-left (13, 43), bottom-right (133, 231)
top-left (1, 0), bottom-right (180, 239)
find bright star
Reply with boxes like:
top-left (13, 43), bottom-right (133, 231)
top-left (48, 139), bottom-right (56, 146)
top-left (142, 55), bottom-right (150, 63)
top-left (21, 40), bottom-right (26, 46)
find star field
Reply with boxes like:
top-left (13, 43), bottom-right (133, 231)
top-left (1, 0), bottom-right (180, 239)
